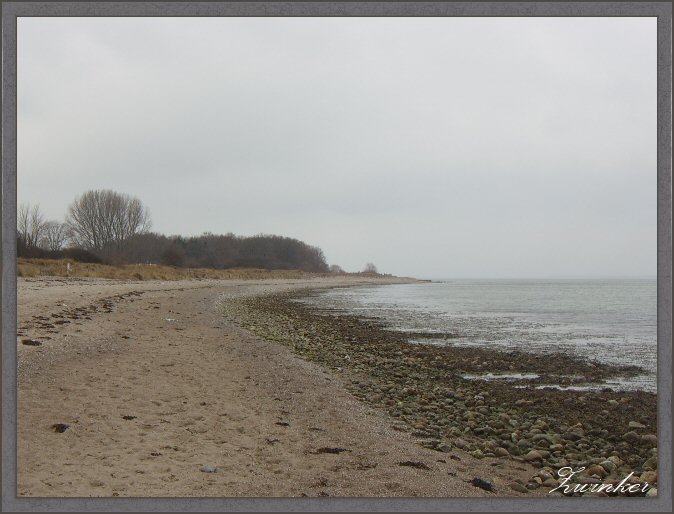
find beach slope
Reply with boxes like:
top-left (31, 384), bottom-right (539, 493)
top-left (17, 275), bottom-right (543, 497)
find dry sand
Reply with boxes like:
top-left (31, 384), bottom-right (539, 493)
top-left (16, 275), bottom-right (545, 497)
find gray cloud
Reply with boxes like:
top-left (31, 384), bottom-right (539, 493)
top-left (18, 17), bottom-right (656, 278)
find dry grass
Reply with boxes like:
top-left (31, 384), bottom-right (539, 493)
top-left (17, 258), bottom-right (331, 281)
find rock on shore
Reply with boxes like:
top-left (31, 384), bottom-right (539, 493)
top-left (221, 291), bottom-right (658, 495)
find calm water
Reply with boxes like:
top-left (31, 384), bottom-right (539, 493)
top-left (302, 279), bottom-right (657, 392)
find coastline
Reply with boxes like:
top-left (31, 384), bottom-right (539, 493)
top-left (221, 288), bottom-right (658, 496)
top-left (17, 275), bottom-right (549, 497)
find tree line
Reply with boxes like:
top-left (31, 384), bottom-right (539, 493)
top-left (17, 189), bottom-right (377, 274)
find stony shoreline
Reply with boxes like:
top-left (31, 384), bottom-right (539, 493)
top-left (220, 288), bottom-right (658, 496)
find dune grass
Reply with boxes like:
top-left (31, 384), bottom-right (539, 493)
top-left (17, 258), bottom-right (331, 281)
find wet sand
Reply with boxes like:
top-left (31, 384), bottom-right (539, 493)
top-left (17, 276), bottom-right (545, 497)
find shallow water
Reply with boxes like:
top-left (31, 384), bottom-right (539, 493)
top-left (302, 279), bottom-right (657, 392)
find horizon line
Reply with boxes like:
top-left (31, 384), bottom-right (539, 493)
top-left (412, 275), bottom-right (658, 281)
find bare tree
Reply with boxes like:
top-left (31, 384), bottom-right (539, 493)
top-left (17, 204), bottom-right (29, 245)
top-left (17, 203), bottom-right (46, 249)
top-left (40, 221), bottom-right (68, 251)
top-left (363, 262), bottom-right (378, 274)
top-left (66, 190), bottom-right (151, 252)
top-left (329, 264), bottom-right (345, 273)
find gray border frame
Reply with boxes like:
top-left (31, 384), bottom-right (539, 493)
top-left (1, 2), bottom-right (671, 512)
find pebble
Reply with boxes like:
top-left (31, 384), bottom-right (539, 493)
top-left (599, 460), bottom-right (617, 473)
top-left (541, 478), bottom-right (559, 488)
top-left (585, 465), bottom-right (608, 478)
top-left (469, 477), bottom-right (495, 492)
top-left (640, 471), bottom-right (657, 484)
top-left (607, 455), bottom-right (623, 467)
top-left (510, 482), bottom-right (528, 493)
top-left (563, 431), bottom-right (582, 441)
top-left (494, 447), bottom-right (510, 458)
top-left (643, 455), bottom-right (657, 470)
top-left (200, 465), bottom-right (217, 473)
top-left (575, 476), bottom-right (603, 485)
top-left (640, 434), bottom-right (657, 447)
top-left (471, 449), bottom-right (485, 459)
top-left (228, 293), bottom-right (657, 483)
top-left (622, 431), bottom-right (639, 444)
top-left (524, 450), bottom-right (543, 462)
top-left (537, 470), bottom-right (554, 481)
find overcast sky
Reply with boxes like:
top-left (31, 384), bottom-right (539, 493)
top-left (18, 17), bottom-right (656, 278)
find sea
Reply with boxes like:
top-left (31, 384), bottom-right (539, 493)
top-left (301, 279), bottom-right (657, 393)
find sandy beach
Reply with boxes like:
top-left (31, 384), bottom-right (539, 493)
top-left (16, 275), bottom-right (548, 497)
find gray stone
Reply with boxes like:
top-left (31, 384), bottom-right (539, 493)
top-left (524, 450), bottom-right (543, 462)
top-left (585, 465), bottom-right (608, 478)
top-left (640, 434), bottom-right (658, 447)
top-left (494, 447), bottom-right (510, 458)
top-left (542, 478), bottom-right (559, 488)
top-left (640, 471), bottom-right (657, 484)
top-left (453, 438), bottom-right (468, 449)
top-left (599, 460), bottom-right (617, 473)
top-left (563, 431), bottom-right (582, 441)
top-left (510, 482), bottom-right (528, 493)
top-left (471, 449), bottom-right (485, 459)
top-left (643, 455), bottom-right (658, 470)
top-left (537, 471), bottom-right (554, 481)
top-left (622, 431), bottom-right (639, 444)
top-left (607, 455), bottom-right (623, 467)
